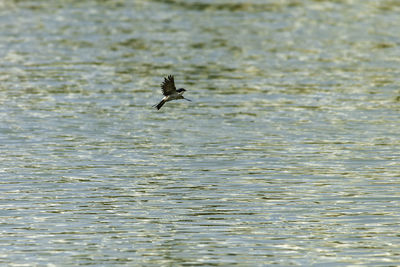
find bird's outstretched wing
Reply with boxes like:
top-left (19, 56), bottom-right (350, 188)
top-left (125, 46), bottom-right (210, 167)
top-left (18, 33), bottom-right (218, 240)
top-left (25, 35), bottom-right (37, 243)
top-left (161, 75), bottom-right (176, 96)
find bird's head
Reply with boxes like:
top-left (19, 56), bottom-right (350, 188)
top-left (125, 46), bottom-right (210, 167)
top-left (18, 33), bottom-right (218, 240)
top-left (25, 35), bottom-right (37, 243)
top-left (177, 88), bottom-right (186, 93)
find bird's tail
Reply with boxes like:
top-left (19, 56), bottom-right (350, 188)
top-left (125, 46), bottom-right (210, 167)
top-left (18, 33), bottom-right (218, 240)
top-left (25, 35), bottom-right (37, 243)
top-left (154, 99), bottom-right (166, 110)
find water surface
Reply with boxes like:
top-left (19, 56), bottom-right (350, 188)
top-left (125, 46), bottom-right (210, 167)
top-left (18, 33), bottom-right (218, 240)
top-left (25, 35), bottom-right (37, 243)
top-left (1, 0), bottom-right (400, 265)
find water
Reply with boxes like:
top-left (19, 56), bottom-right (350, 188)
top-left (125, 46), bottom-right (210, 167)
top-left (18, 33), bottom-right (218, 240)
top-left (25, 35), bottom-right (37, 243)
top-left (1, 0), bottom-right (400, 265)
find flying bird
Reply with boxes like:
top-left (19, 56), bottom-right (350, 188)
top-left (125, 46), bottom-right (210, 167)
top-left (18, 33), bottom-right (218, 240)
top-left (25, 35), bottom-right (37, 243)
top-left (153, 75), bottom-right (191, 110)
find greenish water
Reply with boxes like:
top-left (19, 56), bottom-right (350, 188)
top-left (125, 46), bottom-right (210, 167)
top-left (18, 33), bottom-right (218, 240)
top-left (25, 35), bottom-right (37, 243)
top-left (1, 0), bottom-right (399, 265)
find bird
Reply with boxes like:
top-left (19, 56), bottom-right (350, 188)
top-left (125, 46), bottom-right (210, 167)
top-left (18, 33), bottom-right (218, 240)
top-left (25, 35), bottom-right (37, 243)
top-left (153, 75), bottom-right (191, 110)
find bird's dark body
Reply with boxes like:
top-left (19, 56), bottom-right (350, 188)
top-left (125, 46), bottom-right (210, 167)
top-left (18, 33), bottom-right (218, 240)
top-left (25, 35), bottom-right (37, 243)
top-left (153, 75), bottom-right (191, 110)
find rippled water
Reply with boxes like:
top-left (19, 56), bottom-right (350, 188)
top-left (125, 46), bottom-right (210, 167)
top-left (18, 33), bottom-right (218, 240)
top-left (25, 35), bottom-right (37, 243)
top-left (1, 0), bottom-right (400, 265)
